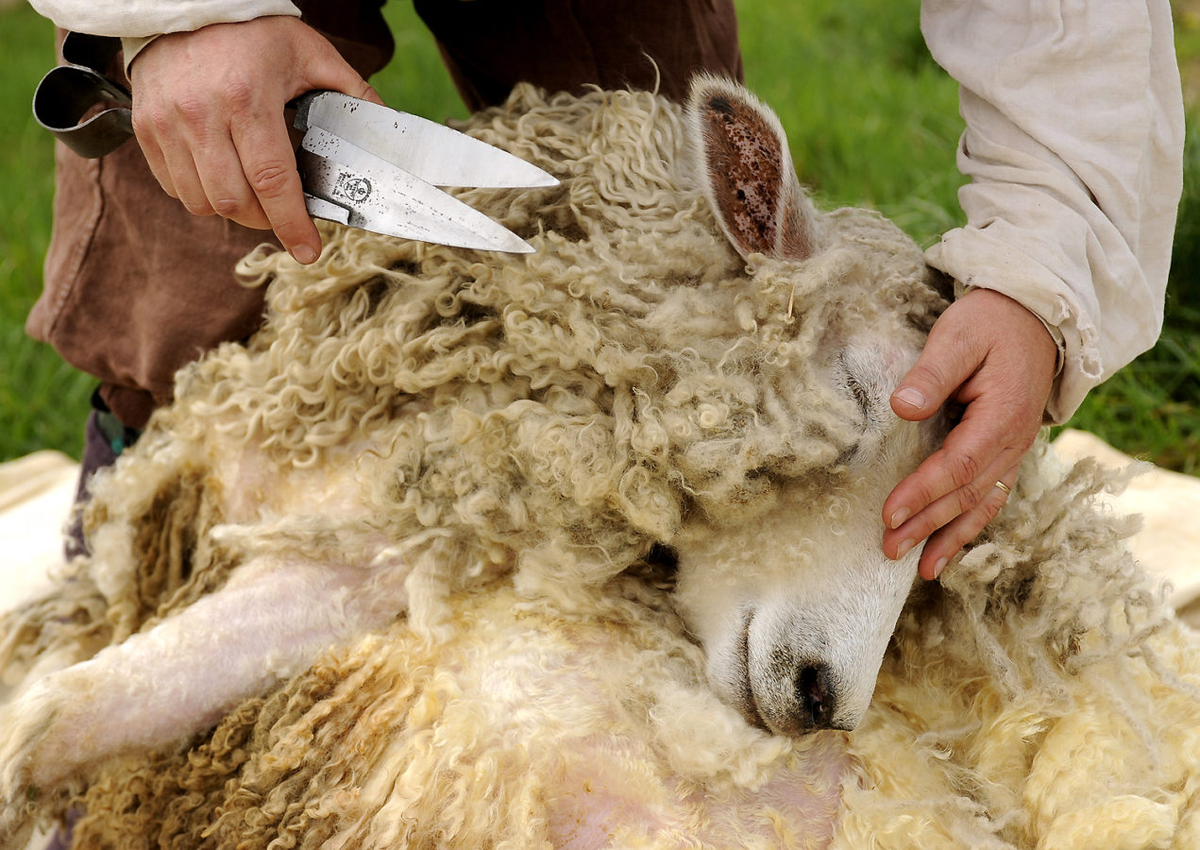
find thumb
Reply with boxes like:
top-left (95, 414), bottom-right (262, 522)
top-left (306, 65), bottom-right (384, 105)
top-left (358, 82), bottom-right (386, 107)
top-left (890, 316), bottom-right (979, 422)
top-left (328, 75), bottom-right (385, 107)
top-left (293, 24), bottom-right (386, 106)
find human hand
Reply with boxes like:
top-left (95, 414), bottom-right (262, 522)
top-left (882, 288), bottom-right (1058, 580)
top-left (128, 15), bottom-right (383, 264)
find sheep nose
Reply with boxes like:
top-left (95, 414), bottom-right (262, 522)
top-left (796, 664), bottom-right (836, 729)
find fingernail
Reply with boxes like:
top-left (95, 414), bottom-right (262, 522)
top-left (291, 244), bottom-right (318, 265)
top-left (892, 387), bottom-right (926, 410)
top-left (889, 507), bottom-right (911, 529)
top-left (895, 538), bottom-right (916, 559)
top-left (933, 557), bottom-right (948, 578)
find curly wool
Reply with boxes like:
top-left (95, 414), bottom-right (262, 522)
top-left (61, 450), bottom-right (1200, 850)
top-left (8, 84), bottom-right (1198, 848)
top-left (53, 83), bottom-right (943, 642)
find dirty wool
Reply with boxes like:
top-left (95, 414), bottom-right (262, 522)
top-left (1, 83), bottom-right (1198, 849)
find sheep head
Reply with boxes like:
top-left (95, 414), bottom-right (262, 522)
top-left (670, 76), bottom-right (952, 733)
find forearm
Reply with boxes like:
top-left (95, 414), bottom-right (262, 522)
top-left (920, 0), bottom-right (1184, 423)
top-left (28, 0), bottom-right (300, 38)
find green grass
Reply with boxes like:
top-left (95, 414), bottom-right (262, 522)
top-left (1, 0), bottom-right (1197, 475)
top-left (0, 7), bottom-right (93, 460)
top-left (738, 0), bottom-right (965, 243)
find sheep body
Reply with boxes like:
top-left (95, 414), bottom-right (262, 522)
top-left (1, 83), bottom-right (1197, 848)
top-left (44, 450), bottom-right (1200, 848)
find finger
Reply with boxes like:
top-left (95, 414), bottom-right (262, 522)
top-left (191, 130), bottom-right (271, 231)
top-left (883, 444), bottom-right (1017, 560)
top-left (914, 470), bottom-right (1017, 580)
top-left (350, 81), bottom-right (385, 107)
top-left (297, 44), bottom-right (383, 106)
top-left (132, 106), bottom-right (213, 212)
top-left (134, 129), bottom-right (176, 199)
top-left (230, 119), bottom-right (321, 263)
top-left (362, 84), bottom-right (386, 106)
top-left (156, 142), bottom-right (215, 217)
top-left (882, 400), bottom-right (1015, 533)
top-left (889, 319), bottom-right (978, 423)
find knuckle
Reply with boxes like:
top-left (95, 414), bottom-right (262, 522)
top-left (916, 361), bottom-right (953, 392)
top-left (955, 480), bottom-right (988, 515)
top-left (950, 451), bottom-right (983, 490)
top-left (222, 80), bottom-right (257, 113)
top-left (963, 505), bottom-right (1003, 546)
top-left (901, 362), bottom-right (949, 404)
top-left (905, 502), bottom-right (954, 546)
top-left (978, 494), bottom-right (1005, 525)
top-left (969, 488), bottom-right (1008, 534)
top-left (246, 161), bottom-right (295, 198)
top-left (210, 196), bottom-right (245, 218)
top-left (943, 517), bottom-right (988, 555)
top-left (132, 105), bottom-right (175, 142)
top-left (173, 92), bottom-right (213, 128)
top-left (130, 108), bottom-right (153, 138)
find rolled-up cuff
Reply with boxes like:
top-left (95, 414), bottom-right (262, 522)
top-left (120, 35), bottom-right (159, 71)
top-left (926, 226), bottom-right (1101, 425)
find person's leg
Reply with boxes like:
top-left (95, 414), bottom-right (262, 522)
top-left (32, 2), bottom-right (396, 558)
top-left (63, 392), bottom-right (142, 561)
top-left (414, 0), bottom-right (743, 110)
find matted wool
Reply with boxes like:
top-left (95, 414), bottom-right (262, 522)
top-left (2, 85), bottom-right (1197, 849)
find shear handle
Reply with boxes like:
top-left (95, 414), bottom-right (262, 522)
top-left (32, 33), bottom-right (133, 159)
top-left (60, 31), bottom-right (124, 73)
top-left (33, 65), bottom-right (133, 159)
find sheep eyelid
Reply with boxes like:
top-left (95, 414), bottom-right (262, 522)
top-left (834, 352), bottom-right (874, 423)
top-left (846, 375), bottom-right (871, 417)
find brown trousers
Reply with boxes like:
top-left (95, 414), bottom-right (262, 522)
top-left (28, 0), bottom-right (742, 430)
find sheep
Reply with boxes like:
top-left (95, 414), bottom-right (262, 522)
top-left (2, 78), bottom-right (1198, 848)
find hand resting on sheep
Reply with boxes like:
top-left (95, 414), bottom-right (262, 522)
top-left (2, 79), bottom-right (1198, 849)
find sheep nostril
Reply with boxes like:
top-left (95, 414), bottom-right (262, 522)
top-left (797, 664), bottom-right (834, 729)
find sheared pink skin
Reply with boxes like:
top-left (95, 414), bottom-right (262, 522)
top-left (548, 733), bottom-right (848, 849)
top-left (455, 617), bottom-right (850, 849)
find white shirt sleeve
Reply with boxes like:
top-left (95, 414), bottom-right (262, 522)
top-left (28, 0), bottom-right (301, 38)
top-left (920, 0), bottom-right (1184, 423)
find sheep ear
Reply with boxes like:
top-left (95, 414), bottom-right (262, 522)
top-left (686, 76), bottom-right (820, 261)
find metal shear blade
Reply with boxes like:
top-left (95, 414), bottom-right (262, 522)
top-left (294, 91), bottom-right (557, 253)
top-left (298, 129), bottom-right (535, 254)
top-left (295, 91), bottom-right (557, 190)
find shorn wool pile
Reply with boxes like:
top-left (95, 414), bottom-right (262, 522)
top-left (2, 79), bottom-right (1199, 849)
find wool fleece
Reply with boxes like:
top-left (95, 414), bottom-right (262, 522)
top-left (0, 83), bottom-right (1197, 849)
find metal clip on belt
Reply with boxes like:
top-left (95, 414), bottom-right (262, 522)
top-left (33, 32), bottom-right (133, 159)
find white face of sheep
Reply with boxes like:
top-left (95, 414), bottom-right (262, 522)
top-left (672, 341), bottom-right (948, 735)
top-left (672, 77), bottom-right (951, 735)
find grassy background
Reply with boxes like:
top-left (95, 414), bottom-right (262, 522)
top-left (1, 0), bottom-right (1197, 474)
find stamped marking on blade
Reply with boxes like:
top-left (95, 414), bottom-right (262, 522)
top-left (333, 172), bottom-right (373, 204)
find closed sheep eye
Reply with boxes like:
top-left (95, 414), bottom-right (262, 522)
top-left (834, 352), bottom-right (875, 425)
top-left (845, 374), bottom-right (871, 418)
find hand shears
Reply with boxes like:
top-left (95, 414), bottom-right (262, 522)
top-left (33, 32), bottom-right (557, 253)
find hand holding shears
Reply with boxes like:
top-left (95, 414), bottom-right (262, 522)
top-left (34, 18), bottom-right (556, 260)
